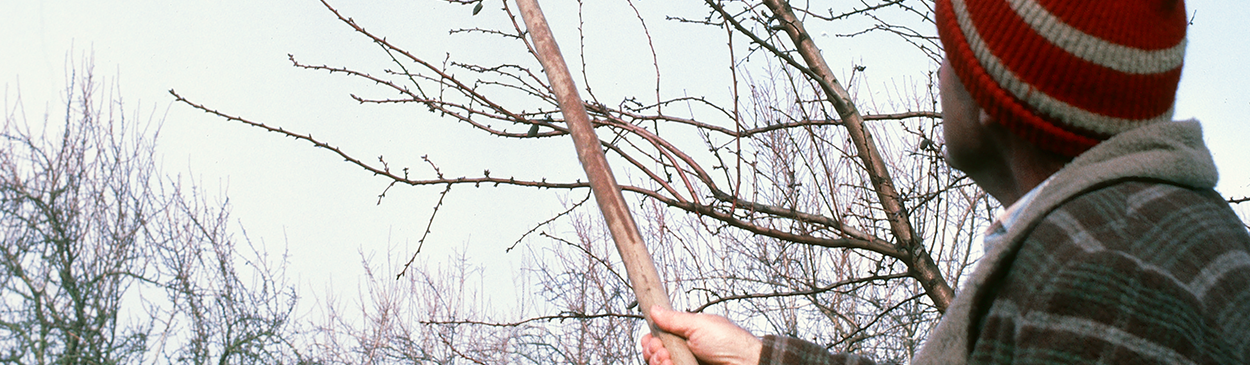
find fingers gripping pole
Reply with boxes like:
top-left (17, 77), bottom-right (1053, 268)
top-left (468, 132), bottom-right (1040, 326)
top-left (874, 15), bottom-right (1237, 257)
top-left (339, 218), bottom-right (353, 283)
top-left (514, 1), bottom-right (697, 364)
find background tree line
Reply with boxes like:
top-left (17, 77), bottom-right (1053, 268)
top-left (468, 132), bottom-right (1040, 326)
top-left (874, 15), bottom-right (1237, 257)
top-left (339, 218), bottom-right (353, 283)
top-left (2, 58), bottom-right (298, 364)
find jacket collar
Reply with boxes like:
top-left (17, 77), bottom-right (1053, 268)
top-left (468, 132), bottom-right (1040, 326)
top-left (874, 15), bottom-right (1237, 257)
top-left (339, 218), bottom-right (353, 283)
top-left (913, 120), bottom-right (1216, 364)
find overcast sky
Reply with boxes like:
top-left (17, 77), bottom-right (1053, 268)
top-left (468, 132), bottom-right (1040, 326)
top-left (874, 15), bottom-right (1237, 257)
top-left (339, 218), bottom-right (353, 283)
top-left (4, 0), bottom-right (1248, 317)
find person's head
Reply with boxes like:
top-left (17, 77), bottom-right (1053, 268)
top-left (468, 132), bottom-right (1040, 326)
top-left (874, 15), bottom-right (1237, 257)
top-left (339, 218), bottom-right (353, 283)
top-left (934, 0), bottom-right (1189, 166)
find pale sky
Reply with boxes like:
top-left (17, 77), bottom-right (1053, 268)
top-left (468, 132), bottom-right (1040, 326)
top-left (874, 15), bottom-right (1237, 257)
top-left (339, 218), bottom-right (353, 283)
top-left (4, 0), bottom-right (1248, 320)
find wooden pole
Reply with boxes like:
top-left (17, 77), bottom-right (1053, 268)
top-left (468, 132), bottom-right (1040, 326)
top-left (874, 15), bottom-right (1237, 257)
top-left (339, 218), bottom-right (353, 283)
top-left (514, 1), bottom-right (697, 364)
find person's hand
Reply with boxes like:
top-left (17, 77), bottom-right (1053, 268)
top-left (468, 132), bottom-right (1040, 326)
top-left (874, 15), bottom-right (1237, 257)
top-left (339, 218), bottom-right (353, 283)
top-left (639, 306), bottom-right (762, 365)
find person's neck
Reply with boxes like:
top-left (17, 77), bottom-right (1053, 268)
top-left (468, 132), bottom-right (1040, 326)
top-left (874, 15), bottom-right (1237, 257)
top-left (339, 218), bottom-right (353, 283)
top-left (977, 135), bottom-right (1069, 206)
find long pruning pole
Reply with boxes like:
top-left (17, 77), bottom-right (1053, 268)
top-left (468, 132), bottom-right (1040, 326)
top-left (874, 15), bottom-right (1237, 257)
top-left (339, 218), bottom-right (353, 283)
top-left (514, 1), bottom-right (697, 364)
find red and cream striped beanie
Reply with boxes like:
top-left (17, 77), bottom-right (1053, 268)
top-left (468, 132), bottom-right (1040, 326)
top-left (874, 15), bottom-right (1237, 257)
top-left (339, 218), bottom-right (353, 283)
top-left (935, 0), bottom-right (1188, 157)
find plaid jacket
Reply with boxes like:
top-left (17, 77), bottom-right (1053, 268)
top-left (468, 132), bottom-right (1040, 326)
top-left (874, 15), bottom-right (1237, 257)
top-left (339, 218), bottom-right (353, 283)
top-left (760, 121), bottom-right (1250, 364)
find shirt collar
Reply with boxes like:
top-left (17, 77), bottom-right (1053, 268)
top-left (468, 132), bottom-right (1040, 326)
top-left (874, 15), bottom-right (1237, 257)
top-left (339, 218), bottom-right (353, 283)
top-left (982, 176), bottom-right (1054, 250)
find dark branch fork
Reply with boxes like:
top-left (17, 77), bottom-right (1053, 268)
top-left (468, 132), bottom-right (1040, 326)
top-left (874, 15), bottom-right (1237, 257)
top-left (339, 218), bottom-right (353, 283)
top-left (738, 0), bottom-right (954, 310)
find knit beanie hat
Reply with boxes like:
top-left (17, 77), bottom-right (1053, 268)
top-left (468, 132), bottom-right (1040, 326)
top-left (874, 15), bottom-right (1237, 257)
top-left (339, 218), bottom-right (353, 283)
top-left (935, 0), bottom-right (1188, 157)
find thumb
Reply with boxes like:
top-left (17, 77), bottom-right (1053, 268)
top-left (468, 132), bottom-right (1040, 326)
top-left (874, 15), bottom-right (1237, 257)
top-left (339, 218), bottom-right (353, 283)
top-left (649, 305), bottom-right (698, 337)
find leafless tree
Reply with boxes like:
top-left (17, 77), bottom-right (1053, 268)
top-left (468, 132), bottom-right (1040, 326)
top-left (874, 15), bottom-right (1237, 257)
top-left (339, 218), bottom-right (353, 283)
top-left (0, 59), bottom-right (161, 364)
top-left (143, 181), bottom-right (302, 364)
top-left (1, 57), bottom-right (301, 364)
top-left (174, 0), bottom-right (995, 362)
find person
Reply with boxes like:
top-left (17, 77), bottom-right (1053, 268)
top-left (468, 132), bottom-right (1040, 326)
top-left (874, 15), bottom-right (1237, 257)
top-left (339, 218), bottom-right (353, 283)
top-left (641, 0), bottom-right (1250, 363)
